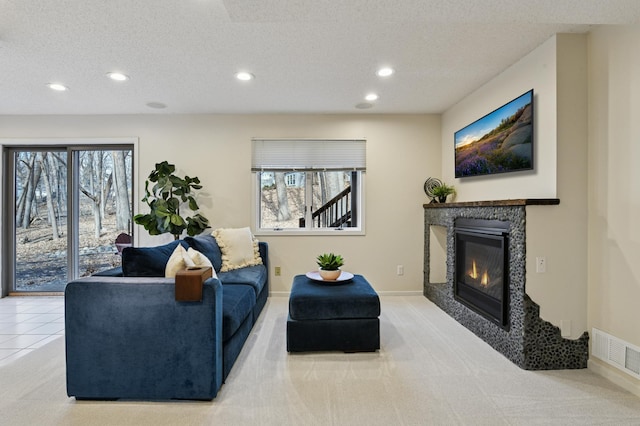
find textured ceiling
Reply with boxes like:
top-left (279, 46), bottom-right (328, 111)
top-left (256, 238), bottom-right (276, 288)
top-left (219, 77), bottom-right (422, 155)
top-left (1, 0), bottom-right (640, 115)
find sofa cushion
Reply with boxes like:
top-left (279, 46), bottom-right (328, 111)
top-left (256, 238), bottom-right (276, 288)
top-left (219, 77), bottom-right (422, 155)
top-left (221, 284), bottom-right (255, 342)
top-left (92, 266), bottom-right (123, 277)
top-left (122, 240), bottom-right (188, 277)
top-left (184, 234), bottom-right (223, 272)
top-left (217, 264), bottom-right (267, 298)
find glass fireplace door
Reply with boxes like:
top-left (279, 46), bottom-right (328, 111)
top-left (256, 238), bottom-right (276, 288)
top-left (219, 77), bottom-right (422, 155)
top-left (454, 219), bottom-right (510, 329)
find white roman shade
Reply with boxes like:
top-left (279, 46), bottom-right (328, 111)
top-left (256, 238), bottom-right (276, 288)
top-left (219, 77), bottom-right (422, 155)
top-left (251, 139), bottom-right (366, 171)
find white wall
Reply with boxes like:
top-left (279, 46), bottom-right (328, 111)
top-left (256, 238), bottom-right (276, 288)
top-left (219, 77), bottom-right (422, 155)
top-left (441, 27), bottom-right (640, 394)
top-left (0, 114), bottom-right (440, 294)
top-left (527, 34), bottom-right (589, 339)
top-left (441, 37), bottom-right (558, 201)
top-left (587, 25), bottom-right (640, 394)
top-left (440, 35), bottom-right (589, 338)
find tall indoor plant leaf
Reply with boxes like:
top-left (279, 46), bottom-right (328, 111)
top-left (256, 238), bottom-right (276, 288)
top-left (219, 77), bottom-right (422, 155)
top-left (134, 161), bottom-right (210, 239)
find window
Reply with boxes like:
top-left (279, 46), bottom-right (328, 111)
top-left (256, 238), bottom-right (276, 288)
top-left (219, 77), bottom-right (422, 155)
top-left (2, 143), bottom-right (134, 294)
top-left (252, 139), bottom-right (365, 234)
top-left (285, 173), bottom-right (300, 187)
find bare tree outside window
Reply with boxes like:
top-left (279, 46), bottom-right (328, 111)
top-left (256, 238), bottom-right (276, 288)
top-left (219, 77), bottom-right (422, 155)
top-left (112, 150), bottom-right (131, 231)
top-left (259, 170), bottom-right (356, 230)
top-left (274, 172), bottom-right (291, 221)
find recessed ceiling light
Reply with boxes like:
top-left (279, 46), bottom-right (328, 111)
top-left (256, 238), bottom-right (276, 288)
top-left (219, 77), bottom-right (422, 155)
top-left (235, 72), bottom-right (254, 81)
top-left (365, 93), bottom-right (379, 101)
top-left (355, 102), bottom-right (373, 109)
top-left (146, 102), bottom-right (167, 109)
top-left (47, 83), bottom-right (68, 91)
top-left (376, 67), bottom-right (394, 77)
top-left (107, 72), bottom-right (129, 81)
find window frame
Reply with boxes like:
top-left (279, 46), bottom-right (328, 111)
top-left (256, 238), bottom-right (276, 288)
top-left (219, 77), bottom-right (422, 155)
top-left (0, 138), bottom-right (138, 296)
top-left (253, 170), bottom-right (365, 236)
top-left (251, 138), bottom-right (366, 236)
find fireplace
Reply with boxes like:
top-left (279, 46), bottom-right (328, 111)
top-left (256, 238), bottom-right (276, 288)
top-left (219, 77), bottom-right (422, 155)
top-left (454, 218), bottom-right (509, 329)
top-left (424, 199), bottom-right (589, 370)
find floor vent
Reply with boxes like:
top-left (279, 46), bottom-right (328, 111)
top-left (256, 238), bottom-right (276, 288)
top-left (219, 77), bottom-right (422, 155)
top-left (592, 328), bottom-right (640, 379)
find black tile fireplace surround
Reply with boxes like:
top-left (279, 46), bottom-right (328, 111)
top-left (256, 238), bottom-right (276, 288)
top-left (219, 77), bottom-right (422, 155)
top-left (424, 199), bottom-right (589, 370)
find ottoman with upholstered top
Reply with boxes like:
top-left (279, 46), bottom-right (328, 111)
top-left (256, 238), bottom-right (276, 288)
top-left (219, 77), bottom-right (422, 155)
top-left (287, 274), bottom-right (380, 352)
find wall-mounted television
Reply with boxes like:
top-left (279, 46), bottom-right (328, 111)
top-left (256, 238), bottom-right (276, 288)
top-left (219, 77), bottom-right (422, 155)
top-left (455, 89), bottom-right (533, 178)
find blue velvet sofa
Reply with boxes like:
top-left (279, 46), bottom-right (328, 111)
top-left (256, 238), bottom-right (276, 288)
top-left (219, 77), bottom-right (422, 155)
top-left (64, 234), bottom-right (268, 401)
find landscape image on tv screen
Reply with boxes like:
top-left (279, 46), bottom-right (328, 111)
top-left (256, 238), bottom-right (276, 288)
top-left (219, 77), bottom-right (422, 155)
top-left (455, 89), bottom-right (533, 178)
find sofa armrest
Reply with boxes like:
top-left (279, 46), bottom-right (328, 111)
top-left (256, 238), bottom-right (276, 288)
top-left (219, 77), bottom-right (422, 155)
top-left (258, 240), bottom-right (269, 293)
top-left (65, 276), bottom-right (223, 400)
top-left (258, 241), bottom-right (268, 266)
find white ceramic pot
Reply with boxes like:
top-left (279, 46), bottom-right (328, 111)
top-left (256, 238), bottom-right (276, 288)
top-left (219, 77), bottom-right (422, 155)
top-left (319, 269), bottom-right (341, 280)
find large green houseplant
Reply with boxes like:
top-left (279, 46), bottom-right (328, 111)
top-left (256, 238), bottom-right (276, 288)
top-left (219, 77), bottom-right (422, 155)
top-left (134, 161), bottom-right (210, 240)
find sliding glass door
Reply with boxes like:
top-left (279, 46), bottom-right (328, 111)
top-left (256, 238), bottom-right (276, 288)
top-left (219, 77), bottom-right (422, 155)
top-left (4, 146), bottom-right (133, 293)
top-left (13, 150), bottom-right (69, 291)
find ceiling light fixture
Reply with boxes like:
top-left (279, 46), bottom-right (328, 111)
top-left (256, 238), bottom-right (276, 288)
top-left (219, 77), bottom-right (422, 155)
top-left (107, 72), bottom-right (129, 81)
top-left (376, 67), bottom-right (394, 77)
top-left (365, 93), bottom-right (379, 101)
top-left (355, 102), bottom-right (373, 109)
top-left (235, 71), bottom-right (254, 81)
top-left (146, 102), bottom-right (167, 109)
top-left (47, 83), bottom-right (68, 91)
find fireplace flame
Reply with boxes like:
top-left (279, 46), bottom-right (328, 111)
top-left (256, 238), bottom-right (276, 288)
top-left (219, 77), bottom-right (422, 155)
top-left (469, 260), bottom-right (478, 279)
top-left (481, 270), bottom-right (489, 287)
top-left (468, 259), bottom-right (490, 286)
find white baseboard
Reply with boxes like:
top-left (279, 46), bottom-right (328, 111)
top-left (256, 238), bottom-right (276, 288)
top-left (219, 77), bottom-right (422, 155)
top-left (269, 290), bottom-right (423, 297)
top-left (377, 291), bottom-right (423, 296)
top-left (588, 359), bottom-right (640, 399)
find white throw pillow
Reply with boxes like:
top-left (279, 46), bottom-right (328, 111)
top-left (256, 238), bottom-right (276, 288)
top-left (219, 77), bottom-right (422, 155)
top-left (165, 245), bottom-right (218, 278)
top-left (187, 247), bottom-right (217, 278)
top-left (213, 227), bottom-right (262, 272)
top-left (165, 244), bottom-right (195, 278)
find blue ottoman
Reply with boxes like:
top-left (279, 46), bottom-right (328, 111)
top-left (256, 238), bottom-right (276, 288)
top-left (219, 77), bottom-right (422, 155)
top-left (287, 274), bottom-right (380, 352)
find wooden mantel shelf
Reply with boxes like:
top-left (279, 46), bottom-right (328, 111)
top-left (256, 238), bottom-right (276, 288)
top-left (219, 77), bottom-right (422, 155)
top-left (423, 198), bottom-right (560, 209)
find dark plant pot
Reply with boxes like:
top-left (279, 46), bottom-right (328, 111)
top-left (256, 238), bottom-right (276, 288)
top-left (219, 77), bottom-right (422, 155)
top-left (438, 196), bottom-right (447, 203)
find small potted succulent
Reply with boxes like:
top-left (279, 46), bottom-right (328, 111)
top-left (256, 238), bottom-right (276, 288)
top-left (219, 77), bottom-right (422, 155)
top-left (431, 183), bottom-right (456, 203)
top-left (316, 253), bottom-right (344, 280)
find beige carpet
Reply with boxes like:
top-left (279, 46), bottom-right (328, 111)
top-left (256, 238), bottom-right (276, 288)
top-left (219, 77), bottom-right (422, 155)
top-left (2, 296), bottom-right (640, 425)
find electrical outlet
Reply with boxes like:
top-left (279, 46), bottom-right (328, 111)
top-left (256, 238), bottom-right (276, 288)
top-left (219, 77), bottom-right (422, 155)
top-left (536, 257), bottom-right (546, 273)
top-left (397, 265), bottom-right (404, 276)
top-left (274, 266), bottom-right (281, 276)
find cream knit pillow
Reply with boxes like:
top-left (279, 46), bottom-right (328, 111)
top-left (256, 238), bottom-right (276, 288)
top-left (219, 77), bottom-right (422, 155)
top-left (213, 227), bottom-right (262, 272)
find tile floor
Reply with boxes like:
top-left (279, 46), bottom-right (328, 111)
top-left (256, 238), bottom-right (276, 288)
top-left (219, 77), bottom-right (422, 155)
top-left (0, 296), bottom-right (65, 367)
